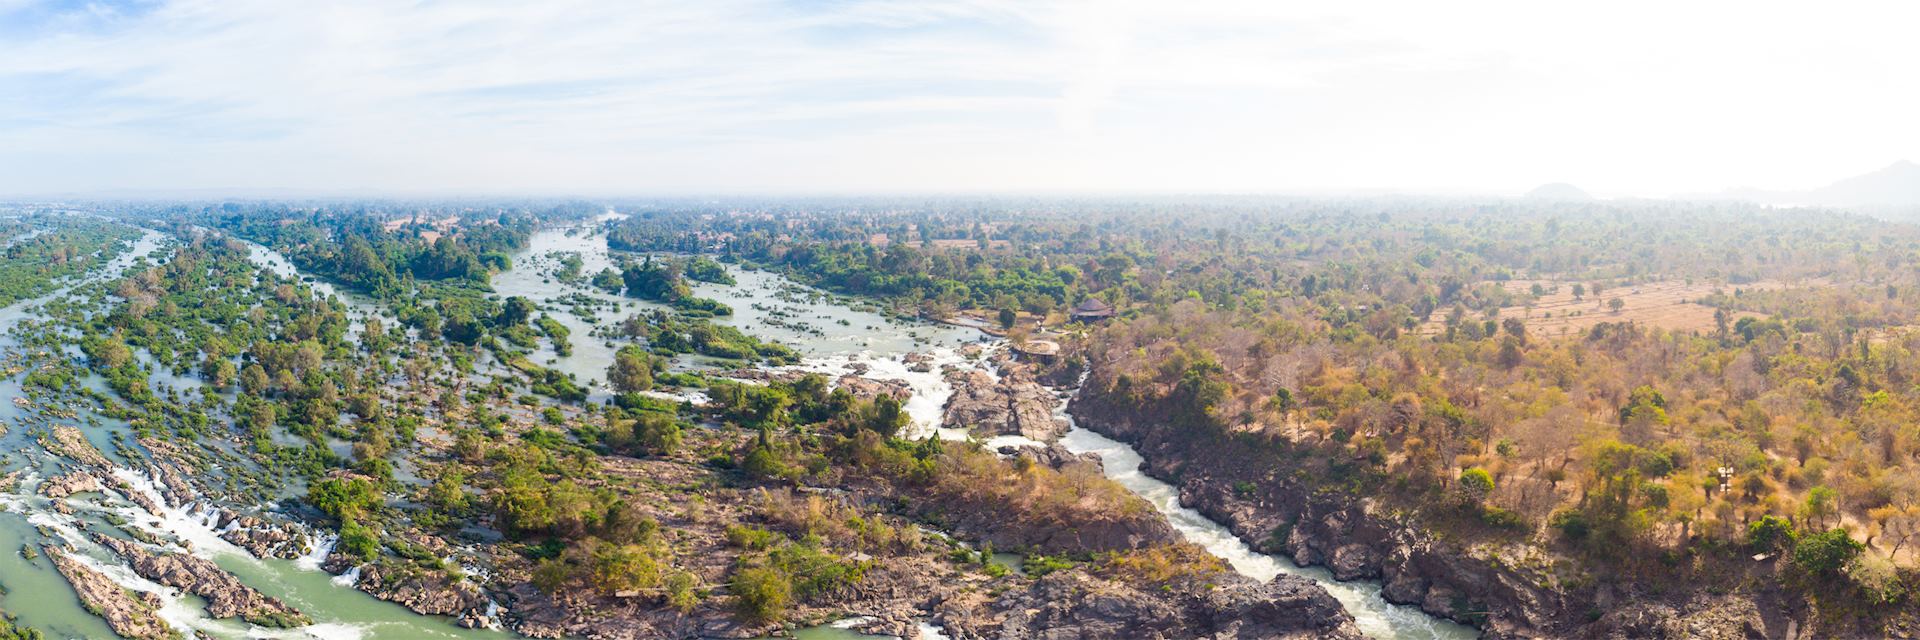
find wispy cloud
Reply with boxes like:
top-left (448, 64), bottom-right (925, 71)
top-left (1, 0), bottom-right (1916, 195)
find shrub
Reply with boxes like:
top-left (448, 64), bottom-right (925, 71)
top-left (731, 566), bottom-right (792, 623)
top-left (1745, 515), bottom-right (1796, 552)
top-left (1792, 529), bottom-right (1863, 577)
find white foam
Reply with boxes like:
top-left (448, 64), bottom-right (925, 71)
top-left (781, 347), bottom-right (976, 441)
top-left (108, 467), bottom-right (255, 559)
top-left (297, 532), bottom-right (339, 571)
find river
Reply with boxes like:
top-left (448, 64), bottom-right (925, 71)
top-left (495, 222), bottom-right (1475, 639)
top-left (2, 218), bottom-right (1468, 640)
top-left (0, 226), bottom-right (512, 640)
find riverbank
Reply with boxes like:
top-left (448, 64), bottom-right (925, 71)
top-left (1060, 358), bottom-right (1849, 639)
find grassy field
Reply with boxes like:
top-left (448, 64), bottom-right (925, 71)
top-left (1418, 278), bottom-right (1792, 338)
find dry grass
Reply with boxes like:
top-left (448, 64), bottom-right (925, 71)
top-left (1417, 279), bottom-right (1795, 338)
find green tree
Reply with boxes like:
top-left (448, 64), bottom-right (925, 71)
top-left (1800, 486), bottom-right (1839, 530)
top-left (1745, 515), bottom-right (1796, 552)
top-left (732, 566), bottom-right (792, 623)
top-left (1459, 467), bottom-right (1495, 505)
top-left (608, 347), bottom-right (654, 394)
top-left (1792, 529), bottom-right (1863, 576)
top-left (308, 477), bottom-right (380, 521)
top-left (498, 296), bottom-right (537, 326)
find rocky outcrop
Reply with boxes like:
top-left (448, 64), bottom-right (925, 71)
top-left (45, 546), bottom-right (178, 640)
top-left (1070, 386), bottom-right (1566, 637)
top-left (354, 558), bottom-right (494, 628)
top-left (719, 368), bottom-right (912, 403)
top-left (1006, 443), bottom-right (1104, 472)
top-left (96, 535), bottom-right (309, 627)
top-left (834, 374), bottom-right (911, 402)
top-left (218, 513), bottom-right (312, 559)
top-left (43, 425), bottom-right (112, 467)
top-left (941, 368), bottom-right (1065, 441)
top-left (938, 570), bottom-right (1361, 640)
top-left (39, 471), bottom-right (106, 500)
top-left (917, 475), bottom-right (1177, 554)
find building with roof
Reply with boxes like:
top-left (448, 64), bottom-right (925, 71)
top-left (1069, 297), bottom-right (1115, 323)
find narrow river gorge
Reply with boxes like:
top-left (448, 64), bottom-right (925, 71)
top-left (0, 218), bottom-right (1473, 640)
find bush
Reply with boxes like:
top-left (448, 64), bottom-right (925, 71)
top-left (731, 566), bottom-right (792, 623)
top-left (308, 477), bottom-right (381, 521)
top-left (1549, 509), bottom-right (1590, 541)
top-left (1792, 529), bottom-right (1863, 577)
top-left (1023, 555), bottom-right (1075, 578)
top-left (337, 518), bottom-right (379, 562)
top-left (1458, 467), bottom-right (1494, 504)
top-left (1745, 515), bottom-right (1796, 552)
top-left (1479, 506), bottom-right (1528, 531)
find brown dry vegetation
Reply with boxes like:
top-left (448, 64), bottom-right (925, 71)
top-left (1418, 278), bottom-right (1796, 338)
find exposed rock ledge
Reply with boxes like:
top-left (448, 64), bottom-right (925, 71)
top-left (45, 545), bottom-right (178, 640)
top-left (96, 535), bottom-right (310, 627)
top-left (937, 569), bottom-right (1362, 640)
top-left (328, 551), bottom-right (494, 629)
top-left (941, 367), bottom-right (1065, 441)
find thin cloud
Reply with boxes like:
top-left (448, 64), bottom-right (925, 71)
top-left (0, 0), bottom-right (1915, 195)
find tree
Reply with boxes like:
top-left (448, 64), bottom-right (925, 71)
top-left (998, 308), bottom-right (1017, 330)
top-left (1459, 467), bottom-right (1495, 505)
top-left (1745, 514), bottom-right (1795, 552)
top-left (590, 542), bottom-right (663, 594)
top-left (1501, 317), bottom-right (1527, 342)
top-left (1269, 387), bottom-right (1294, 413)
top-left (608, 347), bottom-right (654, 394)
top-left (1497, 337), bottom-right (1524, 369)
top-left (336, 517), bottom-right (379, 562)
top-left (308, 477), bottom-right (380, 521)
top-left (732, 566), bottom-right (792, 623)
top-left (862, 395), bottom-right (908, 438)
top-left (634, 413), bottom-right (684, 456)
top-left (1869, 504), bottom-right (1920, 556)
top-left (1608, 297), bottom-right (1625, 313)
top-left (427, 472), bottom-right (469, 512)
top-left (1792, 529), bottom-right (1863, 576)
top-left (665, 571), bottom-right (700, 612)
top-left (1799, 486), bottom-right (1839, 530)
top-left (499, 296), bottom-right (537, 326)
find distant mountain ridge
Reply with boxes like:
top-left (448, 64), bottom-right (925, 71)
top-left (1719, 161), bottom-right (1920, 207)
top-left (1806, 160), bottom-right (1920, 205)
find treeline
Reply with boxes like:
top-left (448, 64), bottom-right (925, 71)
top-left (600, 199), bottom-right (1916, 330)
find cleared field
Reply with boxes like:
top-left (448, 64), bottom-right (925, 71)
top-left (1418, 279), bottom-right (1788, 338)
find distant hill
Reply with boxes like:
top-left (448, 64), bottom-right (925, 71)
top-left (1523, 183), bottom-right (1594, 201)
top-left (1713, 161), bottom-right (1920, 207)
top-left (1805, 160), bottom-right (1920, 206)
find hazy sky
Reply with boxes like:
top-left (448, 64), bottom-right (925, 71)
top-left (2, 0), bottom-right (1916, 197)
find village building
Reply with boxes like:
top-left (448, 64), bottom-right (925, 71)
top-left (1069, 297), bottom-right (1115, 323)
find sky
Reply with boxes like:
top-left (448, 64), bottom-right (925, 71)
top-left (1, 0), bottom-right (1917, 197)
